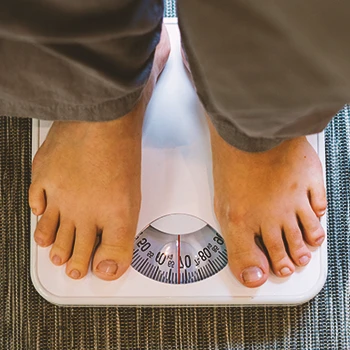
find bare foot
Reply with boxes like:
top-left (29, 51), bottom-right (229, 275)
top-left (209, 120), bottom-right (327, 288)
top-left (29, 26), bottom-right (170, 281)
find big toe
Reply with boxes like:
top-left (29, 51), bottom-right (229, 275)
top-left (92, 224), bottom-right (135, 281)
top-left (225, 227), bottom-right (269, 288)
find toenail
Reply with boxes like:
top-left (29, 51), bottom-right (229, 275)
top-left (31, 208), bottom-right (38, 215)
top-left (280, 267), bottom-right (292, 276)
top-left (315, 236), bottom-right (325, 245)
top-left (299, 255), bottom-right (310, 265)
top-left (35, 238), bottom-right (44, 246)
top-left (69, 270), bottom-right (81, 279)
top-left (97, 260), bottom-right (118, 275)
top-left (242, 267), bottom-right (263, 283)
top-left (52, 255), bottom-right (61, 265)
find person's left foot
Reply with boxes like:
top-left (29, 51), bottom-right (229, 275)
top-left (209, 120), bottom-right (327, 288)
top-left (181, 48), bottom-right (326, 288)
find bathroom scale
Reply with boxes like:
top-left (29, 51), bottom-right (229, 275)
top-left (30, 19), bottom-right (327, 306)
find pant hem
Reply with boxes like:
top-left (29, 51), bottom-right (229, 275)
top-left (210, 115), bottom-right (286, 152)
top-left (0, 87), bottom-right (143, 122)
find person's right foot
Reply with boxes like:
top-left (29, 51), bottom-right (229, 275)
top-left (209, 121), bottom-right (327, 288)
top-left (29, 26), bottom-right (170, 281)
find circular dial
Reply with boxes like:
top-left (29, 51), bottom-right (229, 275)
top-left (131, 220), bottom-right (228, 284)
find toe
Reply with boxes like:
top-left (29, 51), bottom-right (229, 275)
top-left (224, 226), bottom-right (269, 288)
top-left (309, 183), bottom-right (327, 217)
top-left (34, 207), bottom-right (59, 247)
top-left (65, 224), bottom-right (97, 280)
top-left (49, 220), bottom-right (75, 266)
top-left (29, 183), bottom-right (46, 216)
top-left (261, 226), bottom-right (295, 277)
top-left (283, 222), bottom-right (311, 267)
top-left (92, 224), bottom-right (135, 281)
top-left (298, 206), bottom-right (326, 246)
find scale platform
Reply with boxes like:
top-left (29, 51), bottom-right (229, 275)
top-left (31, 20), bottom-right (327, 306)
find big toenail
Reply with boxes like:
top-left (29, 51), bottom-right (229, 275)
top-left (315, 236), bottom-right (325, 245)
top-left (97, 260), bottom-right (118, 275)
top-left (70, 270), bottom-right (81, 279)
top-left (52, 255), bottom-right (61, 265)
top-left (280, 267), bottom-right (292, 276)
top-left (242, 267), bottom-right (263, 283)
top-left (299, 255), bottom-right (310, 265)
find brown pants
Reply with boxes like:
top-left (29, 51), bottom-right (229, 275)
top-left (0, 0), bottom-right (348, 151)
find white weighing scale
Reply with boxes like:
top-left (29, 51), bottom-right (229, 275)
top-left (30, 20), bottom-right (327, 306)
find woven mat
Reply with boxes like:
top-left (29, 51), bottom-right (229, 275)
top-left (1, 2), bottom-right (350, 348)
top-left (1, 109), bottom-right (350, 350)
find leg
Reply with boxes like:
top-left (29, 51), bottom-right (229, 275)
top-left (178, 0), bottom-right (347, 287)
top-left (0, 0), bottom-right (165, 121)
top-left (0, 0), bottom-right (170, 280)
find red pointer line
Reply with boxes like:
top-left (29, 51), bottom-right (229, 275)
top-left (177, 235), bottom-right (181, 284)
